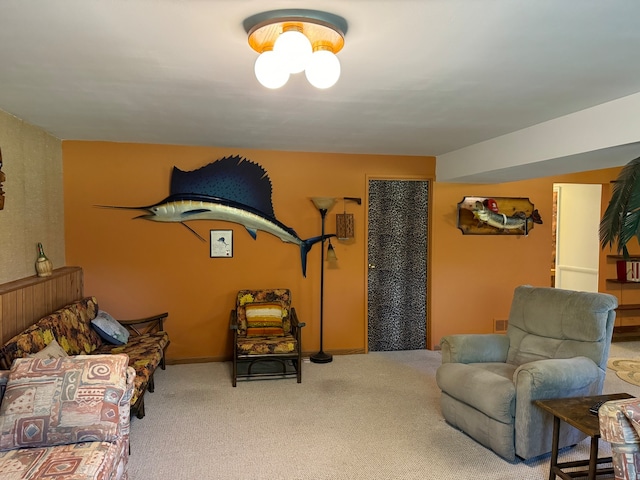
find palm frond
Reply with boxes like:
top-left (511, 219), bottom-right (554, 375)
top-left (600, 156), bottom-right (640, 257)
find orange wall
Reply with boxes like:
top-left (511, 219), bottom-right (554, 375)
top-left (63, 140), bottom-right (624, 361)
top-left (430, 167), bottom-right (623, 346)
top-left (431, 180), bottom-right (552, 343)
top-left (63, 142), bottom-right (434, 361)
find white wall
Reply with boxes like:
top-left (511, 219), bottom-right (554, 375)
top-left (437, 92), bottom-right (640, 183)
top-left (0, 109), bottom-right (64, 283)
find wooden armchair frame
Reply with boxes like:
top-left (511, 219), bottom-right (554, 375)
top-left (119, 312), bottom-right (170, 371)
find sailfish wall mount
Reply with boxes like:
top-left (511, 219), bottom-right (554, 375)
top-left (96, 155), bottom-right (333, 276)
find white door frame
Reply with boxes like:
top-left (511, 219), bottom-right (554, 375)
top-left (554, 183), bottom-right (602, 292)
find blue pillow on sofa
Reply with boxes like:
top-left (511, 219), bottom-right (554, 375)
top-left (91, 310), bottom-right (130, 345)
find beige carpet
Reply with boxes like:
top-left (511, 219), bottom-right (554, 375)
top-left (127, 343), bottom-right (640, 480)
top-left (608, 358), bottom-right (640, 387)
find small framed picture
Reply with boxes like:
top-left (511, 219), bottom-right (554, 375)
top-left (210, 230), bottom-right (233, 258)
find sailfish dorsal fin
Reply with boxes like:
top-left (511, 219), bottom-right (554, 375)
top-left (170, 155), bottom-right (276, 219)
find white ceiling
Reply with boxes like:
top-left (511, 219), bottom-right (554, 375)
top-left (3, 0), bottom-right (640, 182)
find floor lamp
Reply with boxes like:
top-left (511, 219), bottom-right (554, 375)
top-left (310, 197), bottom-right (336, 364)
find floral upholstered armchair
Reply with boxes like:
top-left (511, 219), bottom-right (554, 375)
top-left (229, 289), bottom-right (305, 387)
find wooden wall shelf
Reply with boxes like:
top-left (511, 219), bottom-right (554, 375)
top-left (615, 304), bottom-right (640, 311)
top-left (604, 255), bottom-right (640, 339)
top-left (0, 267), bottom-right (83, 345)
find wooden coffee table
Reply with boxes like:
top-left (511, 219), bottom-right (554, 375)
top-left (535, 393), bottom-right (634, 480)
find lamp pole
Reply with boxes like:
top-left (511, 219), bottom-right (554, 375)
top-left (311, 207), bottom-right (332, 364)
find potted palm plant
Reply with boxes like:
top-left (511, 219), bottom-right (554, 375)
top-left (600, 156), bottom-right (640, 257)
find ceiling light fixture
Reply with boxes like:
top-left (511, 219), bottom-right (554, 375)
top-left (244, 9), bottom-right (348, 90)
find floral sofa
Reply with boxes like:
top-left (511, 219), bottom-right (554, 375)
top-left (0, 296), bottom-right (169, 419)
top-left (0, 354), bottom-right (134, 480)
top-left (599, 397), bottom-right (640, 479)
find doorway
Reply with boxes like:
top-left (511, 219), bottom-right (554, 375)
top-left (553, 183), bottom-right (602, 292)
top-left (367, 178), bottom-right (429, 351)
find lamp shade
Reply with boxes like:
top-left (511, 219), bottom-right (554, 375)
top-left (274, 28), bottom-right (312, 74)
top-left (305, 50), bottom-right (341, 89)
top-left (326, 241), bottom-right (338, 261)
top-left (311, 197), bottom-right (337, 211)
top-left (254, 51), bottom-right (289, 89)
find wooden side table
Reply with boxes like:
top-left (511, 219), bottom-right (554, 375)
top-left (535, 393), bottom-right (634, 480)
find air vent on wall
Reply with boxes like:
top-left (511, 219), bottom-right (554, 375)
top-left (494, 319), bottom-right (508, 333)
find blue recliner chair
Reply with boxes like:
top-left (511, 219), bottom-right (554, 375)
top-left (436, 285), bottom-right (618, 461)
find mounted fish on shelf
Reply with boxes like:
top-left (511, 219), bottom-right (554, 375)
top-left (96, 155), bottom-right (332, 277)
top-left (457, 196), bottom-right (542, 236)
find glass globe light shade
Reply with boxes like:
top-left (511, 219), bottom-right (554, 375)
top-left (305, 50), bottom-right (341, 89)
top-left (254, 51), bottom-right (289, 89)
top-left (311, 197), bottom-right (337, 211)
top-left (273, 29), bottom-right (312, 74)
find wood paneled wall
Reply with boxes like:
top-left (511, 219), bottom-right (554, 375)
top-left (0, 266), bottom-right (83, 345)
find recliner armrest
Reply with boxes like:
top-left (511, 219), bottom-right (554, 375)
top-left (513, 356), bottom-right (604, 459)
top-left (515, 356), bottom-right (601, 399)
top-left (440, 334), bottom-right (510, 364)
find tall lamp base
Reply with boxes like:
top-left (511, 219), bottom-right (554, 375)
top-left (310, 351), bottom-right (333, 364)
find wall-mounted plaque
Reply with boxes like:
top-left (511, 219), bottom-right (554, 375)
top-left (457, 196), bottom-right (542, 236)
